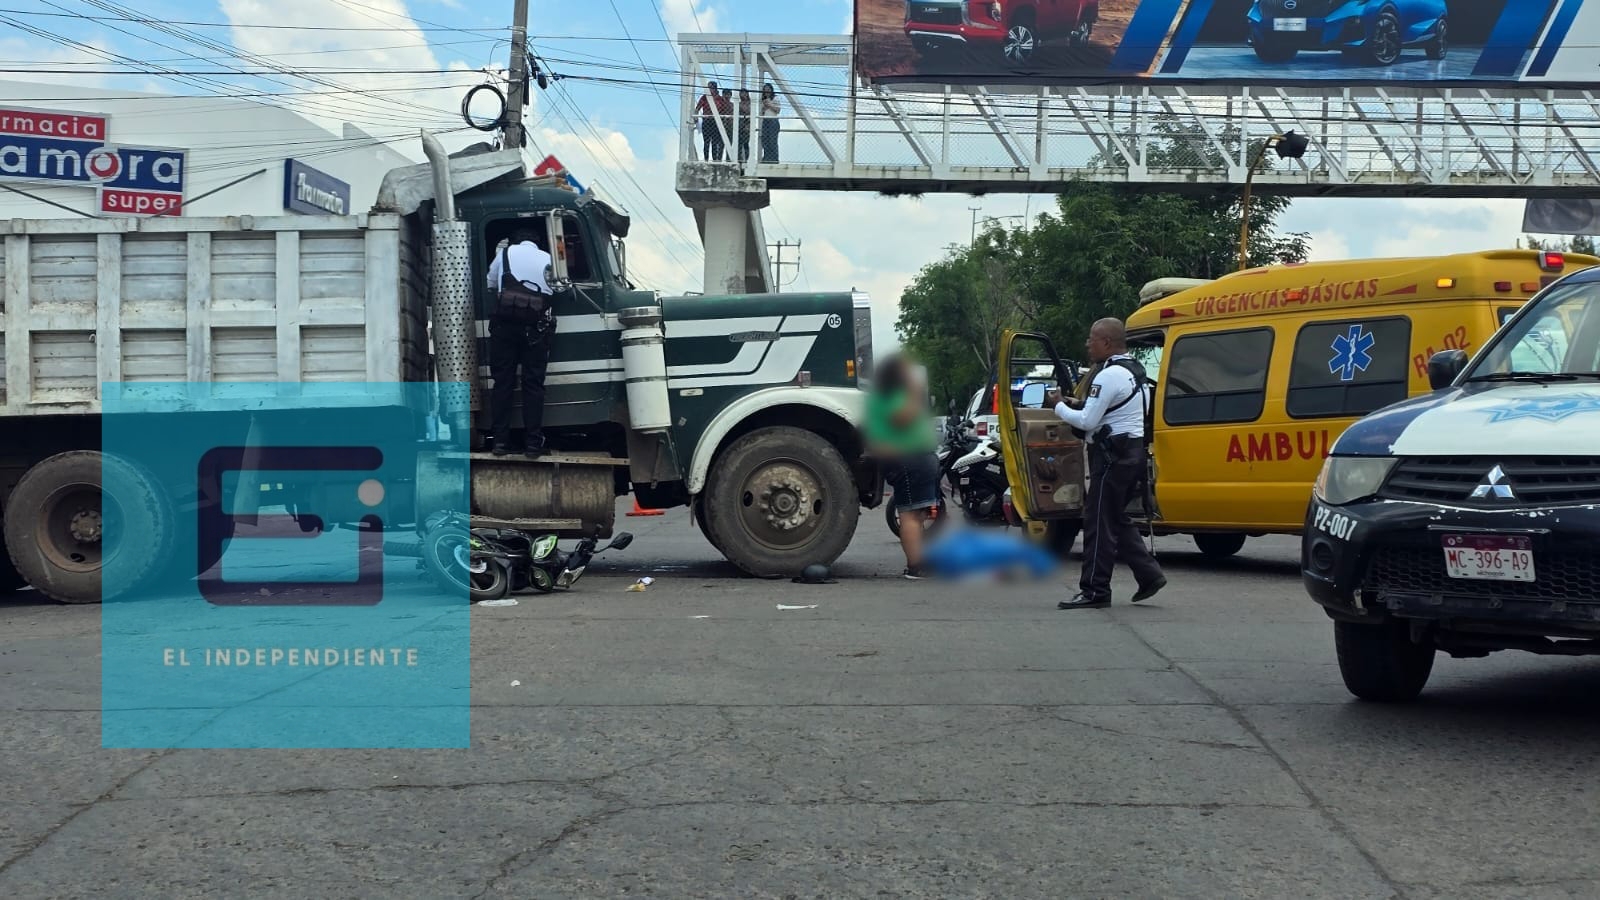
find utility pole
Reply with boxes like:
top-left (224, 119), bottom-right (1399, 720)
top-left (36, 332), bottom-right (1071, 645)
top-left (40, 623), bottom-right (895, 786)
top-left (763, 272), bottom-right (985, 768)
top-left (969, 204), bottom-right (983, 246)
top-left (768, 239), bottom-right (802, 292)
top-left (504, 0), bottom-right (530, 150)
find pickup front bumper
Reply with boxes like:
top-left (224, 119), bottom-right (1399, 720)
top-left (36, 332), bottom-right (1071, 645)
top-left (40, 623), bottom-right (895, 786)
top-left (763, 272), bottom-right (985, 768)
top-left (1302, 498), bottom-right (1600, 637)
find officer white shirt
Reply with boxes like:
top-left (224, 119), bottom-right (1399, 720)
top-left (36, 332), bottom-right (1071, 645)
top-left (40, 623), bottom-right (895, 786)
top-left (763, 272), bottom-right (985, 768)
top-left (1052, 354), bottom-right (1147, 443)
top-left (486, 240), bottom-right (553, 294)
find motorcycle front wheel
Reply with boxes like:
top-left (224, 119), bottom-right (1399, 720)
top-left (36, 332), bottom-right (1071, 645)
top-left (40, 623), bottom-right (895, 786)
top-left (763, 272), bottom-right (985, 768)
top-left (885, 494), bottom-right (949, 538)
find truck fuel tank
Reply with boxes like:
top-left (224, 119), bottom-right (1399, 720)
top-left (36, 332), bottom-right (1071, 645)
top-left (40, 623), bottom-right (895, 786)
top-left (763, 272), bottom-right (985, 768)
top-left (618, 306), bottom-right (671, 433)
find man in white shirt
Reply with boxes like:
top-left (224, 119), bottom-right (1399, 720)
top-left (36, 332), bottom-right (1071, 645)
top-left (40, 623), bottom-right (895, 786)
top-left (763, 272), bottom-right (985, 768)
top-left (486, 230), bottom-right (555, 457)
top-left (1046, 317), bottom-right (1166, 609)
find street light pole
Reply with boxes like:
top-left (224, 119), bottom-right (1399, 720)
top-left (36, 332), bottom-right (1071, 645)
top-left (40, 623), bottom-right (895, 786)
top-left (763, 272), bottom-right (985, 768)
top-left (1237, 130), bottom-right (1309, 271)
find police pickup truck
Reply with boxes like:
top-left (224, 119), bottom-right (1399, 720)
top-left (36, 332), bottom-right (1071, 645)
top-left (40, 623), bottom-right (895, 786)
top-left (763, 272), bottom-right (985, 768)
top-left (1303, 261), bottom-right (1600, 702)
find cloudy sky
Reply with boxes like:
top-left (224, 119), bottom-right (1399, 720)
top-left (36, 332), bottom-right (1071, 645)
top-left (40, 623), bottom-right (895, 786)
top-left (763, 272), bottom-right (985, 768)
top-left (0, 0), bottom-right (1536, 349)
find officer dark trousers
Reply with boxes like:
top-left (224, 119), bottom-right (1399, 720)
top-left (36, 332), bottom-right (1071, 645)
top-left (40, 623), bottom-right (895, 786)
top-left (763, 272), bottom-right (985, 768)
top-left (488, 319), bottom-right (551, 451)
top-left (1080, 439), bottom-right (1163, 602)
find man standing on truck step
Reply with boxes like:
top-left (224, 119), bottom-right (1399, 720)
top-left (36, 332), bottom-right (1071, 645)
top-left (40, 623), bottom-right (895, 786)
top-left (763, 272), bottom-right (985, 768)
top-left (1045, 318), bottom-right (1166, 609)
top-left (486, 229), bottom-right (555, 458)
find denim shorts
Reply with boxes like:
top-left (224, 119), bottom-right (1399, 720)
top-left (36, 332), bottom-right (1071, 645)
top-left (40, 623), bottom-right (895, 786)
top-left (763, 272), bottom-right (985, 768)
top-left (885, 453), bottom-right (941, 512)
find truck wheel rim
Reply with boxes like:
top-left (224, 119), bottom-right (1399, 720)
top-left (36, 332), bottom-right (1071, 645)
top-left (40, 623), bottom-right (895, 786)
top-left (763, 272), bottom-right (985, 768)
top-left (39, 483), bottom-right (113, 573)
top-left (738, 460), bottom-right (825, 551)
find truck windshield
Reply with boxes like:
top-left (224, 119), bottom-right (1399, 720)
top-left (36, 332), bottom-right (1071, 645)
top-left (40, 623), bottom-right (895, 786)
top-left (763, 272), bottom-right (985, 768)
top-left (1467, 279), bottom-right (1600, 379)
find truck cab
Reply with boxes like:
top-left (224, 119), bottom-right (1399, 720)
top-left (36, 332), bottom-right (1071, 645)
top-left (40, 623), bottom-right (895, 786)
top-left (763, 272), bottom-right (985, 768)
top-left (445, 161), bottom-right (878, 577)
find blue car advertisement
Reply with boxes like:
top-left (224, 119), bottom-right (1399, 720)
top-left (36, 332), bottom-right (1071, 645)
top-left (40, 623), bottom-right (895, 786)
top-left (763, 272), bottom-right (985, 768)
top-left (857, 0), bottom-right (1590, 87)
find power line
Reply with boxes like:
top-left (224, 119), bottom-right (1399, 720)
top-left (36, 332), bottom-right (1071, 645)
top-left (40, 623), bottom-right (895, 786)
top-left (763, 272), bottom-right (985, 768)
top-left (604, 2), bottom-right (678, 130)
top-left (0, 6), bottom-right (505, 33)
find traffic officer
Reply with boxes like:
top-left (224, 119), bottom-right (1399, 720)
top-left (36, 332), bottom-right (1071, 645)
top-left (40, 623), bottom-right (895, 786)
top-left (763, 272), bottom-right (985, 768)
top-left (486, 229), bottom-right (555, 457)
top-left (1046, 318), bottom-right (1166, 610)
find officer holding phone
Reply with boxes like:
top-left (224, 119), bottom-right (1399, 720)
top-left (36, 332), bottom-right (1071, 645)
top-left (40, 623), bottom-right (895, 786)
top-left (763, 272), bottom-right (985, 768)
top-left (1045, 318), bottom-right (1166, 609)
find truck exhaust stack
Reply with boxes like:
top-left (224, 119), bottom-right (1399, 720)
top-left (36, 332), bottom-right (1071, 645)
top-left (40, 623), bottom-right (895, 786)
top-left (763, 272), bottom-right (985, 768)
top-left (421, 130), bottom-right (478, 435)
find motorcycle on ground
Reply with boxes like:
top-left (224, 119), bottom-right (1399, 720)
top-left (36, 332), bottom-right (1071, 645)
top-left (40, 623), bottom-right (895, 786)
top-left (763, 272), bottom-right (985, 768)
top-left (421, 511), bottom-right (635, 602)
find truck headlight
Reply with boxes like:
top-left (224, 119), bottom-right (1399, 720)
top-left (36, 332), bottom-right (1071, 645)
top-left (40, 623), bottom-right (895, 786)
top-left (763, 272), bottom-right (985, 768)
top-left (1313, 457), bottom-right (1398, 506)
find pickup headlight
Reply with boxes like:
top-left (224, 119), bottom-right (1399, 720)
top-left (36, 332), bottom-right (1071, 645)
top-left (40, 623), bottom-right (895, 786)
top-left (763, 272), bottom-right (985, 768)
top-left (1313, 457), bottom-right (1398, 506)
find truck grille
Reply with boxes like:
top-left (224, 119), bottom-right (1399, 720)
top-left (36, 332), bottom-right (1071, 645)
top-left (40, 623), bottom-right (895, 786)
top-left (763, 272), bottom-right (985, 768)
top-left (1365, 545), bottom-right (1600, 604)
top-left (908, 4), bottom-right (963, 26)
top-left (1380, 457), bottom-right (1600, 507)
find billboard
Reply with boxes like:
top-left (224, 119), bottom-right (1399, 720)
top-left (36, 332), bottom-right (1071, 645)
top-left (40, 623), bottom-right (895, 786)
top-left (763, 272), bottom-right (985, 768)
top-left (857, 0), bottom-right (1595, 87)
top-left (0, 106), bottom-right (186, 216)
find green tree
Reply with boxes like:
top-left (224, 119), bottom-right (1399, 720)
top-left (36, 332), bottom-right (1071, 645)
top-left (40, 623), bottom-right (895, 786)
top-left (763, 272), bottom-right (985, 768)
top-left (1523, 234), bottom-right (1598, 255)
top-left (898, 123), bottom-right (1309, 403)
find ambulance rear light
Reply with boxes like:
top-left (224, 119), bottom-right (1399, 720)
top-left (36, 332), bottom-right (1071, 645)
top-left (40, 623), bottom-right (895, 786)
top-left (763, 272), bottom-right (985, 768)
top-left (1541, 251), bottom-right (1565, 271)
top-left (1522, 281), bottom-right (1541, 292)
top-left (1160, 308), bottom-right (1177, 319)
top-left (1436, 277), bottom-right (1455, 289)
top-left (1494, 281), bottom-right (1513, 292)
top-left (1285, 288), bottom-right (1306, 302)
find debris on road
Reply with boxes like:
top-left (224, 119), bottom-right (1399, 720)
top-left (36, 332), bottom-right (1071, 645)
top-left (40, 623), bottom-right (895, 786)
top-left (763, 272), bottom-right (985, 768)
top-left (478, 597), bottom-right (519, 607)
top-left (777, 604), bottom-right (819, 610)
top-left (690, 615), bottom-right (711, 619)
top-left (510, 680), bottom-right (521, 687)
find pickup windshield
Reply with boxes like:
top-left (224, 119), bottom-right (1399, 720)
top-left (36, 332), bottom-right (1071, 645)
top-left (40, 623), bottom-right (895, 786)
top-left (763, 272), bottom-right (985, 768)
top-left (1466, 279), bottom-right (1600, 379)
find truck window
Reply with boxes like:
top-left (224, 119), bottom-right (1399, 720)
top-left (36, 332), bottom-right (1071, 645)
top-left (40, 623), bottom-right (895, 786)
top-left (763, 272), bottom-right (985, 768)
top-left (1287, 317), bottom-right (1411, 419)
top-left (1163, 328), bottom-right (1273, 426)
top-left (560, 214), bottom-right (597, 283)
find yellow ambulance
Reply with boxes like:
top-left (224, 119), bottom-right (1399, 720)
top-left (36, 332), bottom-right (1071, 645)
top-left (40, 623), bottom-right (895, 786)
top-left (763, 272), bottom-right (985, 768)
top-left (996, 249), bottom-right (1600, 558)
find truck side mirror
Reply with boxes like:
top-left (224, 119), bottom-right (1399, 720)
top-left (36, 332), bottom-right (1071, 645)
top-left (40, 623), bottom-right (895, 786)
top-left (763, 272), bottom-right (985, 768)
top-left (1427, 349), bottom-right (1468, 390)
top-left (1021, 383), bottom-right (1047, 408)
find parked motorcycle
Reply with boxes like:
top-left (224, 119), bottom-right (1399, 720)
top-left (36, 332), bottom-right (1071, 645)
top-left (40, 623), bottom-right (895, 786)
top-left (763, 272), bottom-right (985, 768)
top-left (949, 431), bottom-right (1009, 524)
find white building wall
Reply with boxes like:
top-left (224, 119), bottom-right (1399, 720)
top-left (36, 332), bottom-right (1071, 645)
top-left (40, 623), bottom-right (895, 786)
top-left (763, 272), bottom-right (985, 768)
top-left (0, 81), bottom-right (419, 219)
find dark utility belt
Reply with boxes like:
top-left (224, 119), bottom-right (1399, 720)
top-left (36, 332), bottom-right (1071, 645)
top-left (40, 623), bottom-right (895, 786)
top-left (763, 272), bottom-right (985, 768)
top-left (1091, 427), bottom-right (1146, 456)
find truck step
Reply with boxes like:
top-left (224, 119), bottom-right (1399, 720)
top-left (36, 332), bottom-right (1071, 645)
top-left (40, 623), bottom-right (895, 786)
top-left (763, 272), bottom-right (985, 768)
top-left (440, 452), bottom-right (629, 467)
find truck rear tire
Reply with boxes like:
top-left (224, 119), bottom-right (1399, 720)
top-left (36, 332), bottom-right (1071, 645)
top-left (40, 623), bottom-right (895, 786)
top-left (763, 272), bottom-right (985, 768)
top-left (703, 426), bottom-right (858, 577)
top-left (1334, 620), bottom-right (1434, 702)
top-left (3, 451), bottom-right (172, 604)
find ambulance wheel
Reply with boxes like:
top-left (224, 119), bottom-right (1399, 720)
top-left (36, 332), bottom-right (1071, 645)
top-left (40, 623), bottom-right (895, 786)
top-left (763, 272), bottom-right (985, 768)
top-left (1193, 532), bottom-right (1246, 559)
top-left (704, 427), bottom-right (857, 577)
top-left (1044, 520), bottom-right (1080, 558)
top-left (1335, 620), bottom-right (1434, 702)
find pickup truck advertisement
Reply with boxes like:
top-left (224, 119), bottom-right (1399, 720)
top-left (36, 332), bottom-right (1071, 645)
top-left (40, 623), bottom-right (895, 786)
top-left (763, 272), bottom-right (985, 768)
top-left (858, 0), bottom-right (1595, 87)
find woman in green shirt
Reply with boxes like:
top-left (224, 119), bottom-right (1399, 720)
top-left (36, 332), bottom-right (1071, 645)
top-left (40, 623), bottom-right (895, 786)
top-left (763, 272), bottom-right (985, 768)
top-left (865, 355), bottom-right (939, 579)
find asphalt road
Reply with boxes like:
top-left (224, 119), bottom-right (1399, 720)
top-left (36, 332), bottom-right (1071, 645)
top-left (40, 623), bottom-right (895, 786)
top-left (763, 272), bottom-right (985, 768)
top-left (3, 505), bottom-right (1600, 898)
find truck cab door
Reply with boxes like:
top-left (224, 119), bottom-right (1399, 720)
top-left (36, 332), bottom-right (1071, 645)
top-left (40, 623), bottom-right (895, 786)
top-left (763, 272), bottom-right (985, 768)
top-left (996, 330), bottom-right (1086, 525)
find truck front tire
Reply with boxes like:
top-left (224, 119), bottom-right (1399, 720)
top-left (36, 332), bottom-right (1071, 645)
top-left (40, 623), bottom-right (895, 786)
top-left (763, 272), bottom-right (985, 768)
top-left (1334, 620), bottom-right (1434, 702)
top-left (703, 427), bottom-right (858, 577)
top-left (3, 451), bottom-right (172, 604)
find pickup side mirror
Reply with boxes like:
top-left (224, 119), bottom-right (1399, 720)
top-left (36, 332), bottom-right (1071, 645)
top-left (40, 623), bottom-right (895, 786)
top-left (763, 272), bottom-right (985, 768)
top-left (1428, 349), bottom-right (1468, 390)
top-left (1020, 383), bottom-right (1047, 408)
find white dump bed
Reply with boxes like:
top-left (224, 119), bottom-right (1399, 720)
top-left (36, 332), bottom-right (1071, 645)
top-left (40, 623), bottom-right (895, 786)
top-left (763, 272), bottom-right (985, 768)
top-left (0, 213), bottom-right (429, 414)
